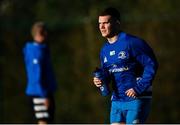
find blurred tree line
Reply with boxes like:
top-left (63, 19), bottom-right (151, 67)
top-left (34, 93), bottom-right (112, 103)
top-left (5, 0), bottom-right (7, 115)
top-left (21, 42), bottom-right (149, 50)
top-left (0, 0), bottom-right (180, 123)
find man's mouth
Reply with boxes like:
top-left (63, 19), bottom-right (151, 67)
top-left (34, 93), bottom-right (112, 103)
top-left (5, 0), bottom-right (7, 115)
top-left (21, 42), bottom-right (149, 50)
top-left (101, 30), bottom-right (106, 34)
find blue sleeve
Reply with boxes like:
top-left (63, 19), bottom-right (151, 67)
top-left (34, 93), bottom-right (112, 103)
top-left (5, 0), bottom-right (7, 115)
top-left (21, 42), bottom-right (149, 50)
top-left (129, 38), bottom-right (158, 95)
top-left (24, 43), bottom-right (45, 84)
top-left (99, 47), bottom-right (111, 84)
top-left (23, 43), bottom-right (33, 69)
top-left (100, 48), bottom-right (105, 68)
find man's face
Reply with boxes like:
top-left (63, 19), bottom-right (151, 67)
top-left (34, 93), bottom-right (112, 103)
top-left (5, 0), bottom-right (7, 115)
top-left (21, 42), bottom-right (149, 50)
top-left (34, 30), bottom-right (47, 43)
top-left (99, 15), bottom-right (116, 38)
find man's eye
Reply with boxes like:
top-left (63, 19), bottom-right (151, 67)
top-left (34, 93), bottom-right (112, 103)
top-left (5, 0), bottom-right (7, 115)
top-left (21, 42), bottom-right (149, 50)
top-left (99, 22), bottom-right (109, 25)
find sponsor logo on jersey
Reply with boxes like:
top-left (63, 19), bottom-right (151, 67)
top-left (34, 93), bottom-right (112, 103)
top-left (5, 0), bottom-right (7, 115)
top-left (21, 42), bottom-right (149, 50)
top-left (109, 66), bottom-right (129, 73)
top-left (110, 50), bottom-right (115, 56)
top-left (112, 64), bottom-right (117, 68)
top-left (118, 51), bottom-right (127, 59)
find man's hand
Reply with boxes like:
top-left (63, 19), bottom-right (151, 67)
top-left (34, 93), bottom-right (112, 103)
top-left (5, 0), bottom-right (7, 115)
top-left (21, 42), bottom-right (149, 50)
top-left (93, 77), bottom-right (102, 87)
top-left (125, 88), bottom-right (137, 98)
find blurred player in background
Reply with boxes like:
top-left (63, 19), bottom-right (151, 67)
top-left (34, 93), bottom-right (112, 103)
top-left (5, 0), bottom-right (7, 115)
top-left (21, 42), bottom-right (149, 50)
top-left (93, 7), bottom-right (158, 124)
top-left (23, 22), bottom-right (57, 124)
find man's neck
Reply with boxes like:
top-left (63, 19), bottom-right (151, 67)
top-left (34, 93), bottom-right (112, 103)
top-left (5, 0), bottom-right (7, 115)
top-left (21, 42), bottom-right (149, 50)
top-left (107, 34), bottom-right (118, 44)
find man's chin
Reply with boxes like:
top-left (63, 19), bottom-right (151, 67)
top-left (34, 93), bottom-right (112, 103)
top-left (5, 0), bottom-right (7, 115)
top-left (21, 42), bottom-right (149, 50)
top-left (101, 34), bottom-right (108, 37)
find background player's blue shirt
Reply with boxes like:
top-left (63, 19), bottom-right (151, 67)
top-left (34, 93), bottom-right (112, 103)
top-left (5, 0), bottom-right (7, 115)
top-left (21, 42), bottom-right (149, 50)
top-left (23, 41), bottom-right (57, 97)
top-left (100, 32), bottom-right (158, 101)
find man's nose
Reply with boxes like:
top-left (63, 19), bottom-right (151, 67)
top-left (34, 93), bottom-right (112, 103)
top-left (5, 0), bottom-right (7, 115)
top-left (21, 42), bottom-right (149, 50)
top-left (100, 24), bottom-right (105, 29)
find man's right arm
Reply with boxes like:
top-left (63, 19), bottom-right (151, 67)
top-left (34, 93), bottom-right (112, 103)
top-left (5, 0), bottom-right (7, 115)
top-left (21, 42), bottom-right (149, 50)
top-left (93, 48), bottom-right (105, 87)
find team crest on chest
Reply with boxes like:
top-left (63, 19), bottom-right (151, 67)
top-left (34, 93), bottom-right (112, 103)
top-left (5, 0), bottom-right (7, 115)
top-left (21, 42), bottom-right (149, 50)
top-left (110, 50), bottom-right (115, 56)
top-left (118, 51), bottom-right (128, 59)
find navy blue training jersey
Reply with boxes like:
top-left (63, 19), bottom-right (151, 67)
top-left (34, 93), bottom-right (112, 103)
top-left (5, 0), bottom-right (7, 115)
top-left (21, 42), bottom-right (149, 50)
top-left (100, 32), bottom-right (158, 101)
top-left (23, 42), bottom-right (57, 97)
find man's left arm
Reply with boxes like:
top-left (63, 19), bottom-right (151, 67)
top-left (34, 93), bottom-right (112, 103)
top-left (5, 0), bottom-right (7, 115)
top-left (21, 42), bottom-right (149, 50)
top-left (127, 38), bottom-right (158, 96)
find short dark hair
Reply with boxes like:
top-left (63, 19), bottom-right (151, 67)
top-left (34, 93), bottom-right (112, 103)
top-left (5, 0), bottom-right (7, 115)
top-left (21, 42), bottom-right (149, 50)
top-left (99, 7), bottom-right (120, 21)
top-left (31, 21), bottom-right (47, 37)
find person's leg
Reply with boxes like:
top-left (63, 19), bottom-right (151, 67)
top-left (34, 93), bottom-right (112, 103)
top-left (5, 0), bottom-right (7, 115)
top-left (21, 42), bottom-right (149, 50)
top-left (110, 101), bottom-right (125, 124)
top-left (38, 120), bottom-right (47, 125)
top-left (125, 98), bottom-right (152, 124)
top-left (28, 96), bottom-right (36, 123)
top-left (33, 97), bottom-right (50, 124)
top-left (111, 123), bottom-right (125, 125)
top-left (125, 99), bottom-right (141, 124)
top-left (126, 110), bottom-right (139, 124)
top-left (47, 95), bottom-right (55, 123)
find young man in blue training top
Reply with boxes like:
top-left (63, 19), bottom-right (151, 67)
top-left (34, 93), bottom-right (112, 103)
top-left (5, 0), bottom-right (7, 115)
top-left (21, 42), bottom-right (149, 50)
top-left (93, 7), bottom-right (158, 124)
top-left (23, 22), bottom-right (57, 124)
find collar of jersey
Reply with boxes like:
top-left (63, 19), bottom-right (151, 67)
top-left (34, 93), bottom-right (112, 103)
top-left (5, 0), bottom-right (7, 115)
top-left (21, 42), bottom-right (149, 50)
top-left (33, 42), bottom-right (46, 47)
top-left (107, 31), bottom-right (126, 45)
